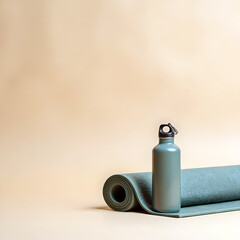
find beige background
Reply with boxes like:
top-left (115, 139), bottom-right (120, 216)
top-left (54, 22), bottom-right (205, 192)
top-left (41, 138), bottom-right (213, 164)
top-left (0, 0), bottom-right (240, 239)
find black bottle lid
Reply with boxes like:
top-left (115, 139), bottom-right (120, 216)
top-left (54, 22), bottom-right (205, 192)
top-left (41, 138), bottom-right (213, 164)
top-left (158, 123), bottom-right (178, 138)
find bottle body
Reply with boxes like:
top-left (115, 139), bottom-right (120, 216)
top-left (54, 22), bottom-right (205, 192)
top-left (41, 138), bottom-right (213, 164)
top-left (152, 138), bottom-right (181, 213)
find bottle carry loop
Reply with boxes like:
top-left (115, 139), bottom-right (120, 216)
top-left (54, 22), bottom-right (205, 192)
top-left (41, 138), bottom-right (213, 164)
top-left (159, 123), bottom-right (178, 138)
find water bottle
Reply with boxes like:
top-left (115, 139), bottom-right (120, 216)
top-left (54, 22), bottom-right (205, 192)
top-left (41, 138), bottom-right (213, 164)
top-left (152, 123), bottom-right (181, 213)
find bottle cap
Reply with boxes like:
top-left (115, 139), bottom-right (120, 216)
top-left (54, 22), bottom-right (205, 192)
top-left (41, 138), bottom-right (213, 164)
top-left (158, 123), bottom-right (178, 138)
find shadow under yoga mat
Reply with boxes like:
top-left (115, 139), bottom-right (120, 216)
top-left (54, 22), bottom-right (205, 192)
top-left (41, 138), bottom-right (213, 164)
top-left (103, 165), bottom-right (240, 217)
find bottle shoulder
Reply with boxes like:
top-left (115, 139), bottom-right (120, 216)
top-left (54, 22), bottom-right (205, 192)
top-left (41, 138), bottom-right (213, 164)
top-left (153, 143), bottom-right (180, 152)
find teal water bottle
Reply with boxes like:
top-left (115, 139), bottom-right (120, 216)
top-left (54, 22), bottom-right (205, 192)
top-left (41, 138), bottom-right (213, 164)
top-left (152, 123), bottom-right (181, 213)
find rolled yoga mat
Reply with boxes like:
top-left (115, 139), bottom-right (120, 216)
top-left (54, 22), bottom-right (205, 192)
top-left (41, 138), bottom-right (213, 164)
top-left (103, 165), bottom-right (240, 217)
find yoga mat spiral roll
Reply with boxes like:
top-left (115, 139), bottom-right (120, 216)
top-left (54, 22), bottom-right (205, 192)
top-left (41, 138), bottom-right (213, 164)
top-left (103, 165), bottom-right (240, 217)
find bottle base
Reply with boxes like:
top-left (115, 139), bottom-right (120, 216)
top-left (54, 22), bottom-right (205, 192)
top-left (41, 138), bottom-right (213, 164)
top-left (152, 207), bottom-right (180, 213)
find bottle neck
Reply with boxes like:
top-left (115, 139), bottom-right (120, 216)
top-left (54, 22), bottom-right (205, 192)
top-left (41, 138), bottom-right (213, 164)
top-left (159, 137), bottom-right (174, 144)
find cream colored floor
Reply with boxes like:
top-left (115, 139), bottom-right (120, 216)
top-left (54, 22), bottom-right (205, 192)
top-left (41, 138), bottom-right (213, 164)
top-left (0, 195), bottom-right (240, 240)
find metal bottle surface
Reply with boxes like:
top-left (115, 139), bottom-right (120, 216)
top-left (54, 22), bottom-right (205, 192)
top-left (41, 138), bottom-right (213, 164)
top-left (152, 123), bottom-right (181, 213)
